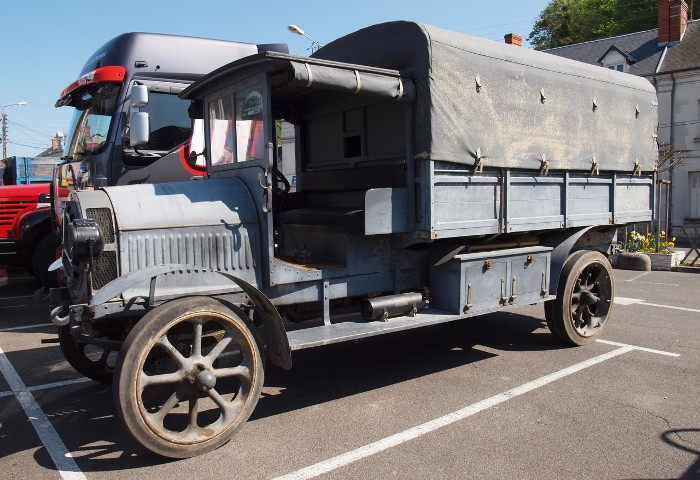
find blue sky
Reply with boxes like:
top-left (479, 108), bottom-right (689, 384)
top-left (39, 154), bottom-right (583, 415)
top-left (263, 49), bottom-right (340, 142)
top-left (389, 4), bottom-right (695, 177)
top-left (0, 0), bottom-right (549, 158)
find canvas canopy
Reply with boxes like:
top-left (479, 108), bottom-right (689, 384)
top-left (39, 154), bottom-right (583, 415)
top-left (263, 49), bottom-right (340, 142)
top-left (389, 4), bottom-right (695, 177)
top-left (311, 21), bottom-right (659, 173)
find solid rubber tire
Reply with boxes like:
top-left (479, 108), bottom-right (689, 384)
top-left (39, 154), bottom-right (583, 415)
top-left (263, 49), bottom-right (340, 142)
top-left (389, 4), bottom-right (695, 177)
top-left (549, 250), bottom-right (614, 346)
top-left (59, 325), bottom-right (114, 384)
top-left (113, 296), bottom-right (264, 458)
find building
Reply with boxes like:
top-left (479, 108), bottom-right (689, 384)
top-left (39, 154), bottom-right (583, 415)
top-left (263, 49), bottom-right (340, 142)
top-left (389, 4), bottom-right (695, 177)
top-left (36, 132), bottom-right (65, 158)
top-left (543, 0), bottom-right (700, 236)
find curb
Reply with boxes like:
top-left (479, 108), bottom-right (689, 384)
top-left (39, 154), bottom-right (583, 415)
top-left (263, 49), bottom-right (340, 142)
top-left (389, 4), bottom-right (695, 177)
top-left (672, 265), bottom-right (700, 274)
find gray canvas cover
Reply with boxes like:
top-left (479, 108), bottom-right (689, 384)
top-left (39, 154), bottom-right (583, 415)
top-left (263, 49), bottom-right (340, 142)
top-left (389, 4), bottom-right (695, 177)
top-left (313, 21), bottom-right (658, 173)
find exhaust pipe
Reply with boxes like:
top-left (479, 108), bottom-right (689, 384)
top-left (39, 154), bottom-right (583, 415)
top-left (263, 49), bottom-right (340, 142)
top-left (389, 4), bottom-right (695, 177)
top-left (361, 292), bottom-right (425, 321)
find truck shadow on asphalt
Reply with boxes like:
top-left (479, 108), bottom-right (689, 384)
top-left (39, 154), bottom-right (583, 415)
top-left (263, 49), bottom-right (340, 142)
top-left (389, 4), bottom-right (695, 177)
top-left (660, 428), bottom-right (700, 480)
top-left (22, 310), bottom-right (570, 470)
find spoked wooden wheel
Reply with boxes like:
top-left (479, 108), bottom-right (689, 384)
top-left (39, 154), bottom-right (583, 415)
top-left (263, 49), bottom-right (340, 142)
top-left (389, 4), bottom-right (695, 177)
top-left (545, 250), bottom-right (614, 346)
top-left (113, 297), bottom-right (264, 458)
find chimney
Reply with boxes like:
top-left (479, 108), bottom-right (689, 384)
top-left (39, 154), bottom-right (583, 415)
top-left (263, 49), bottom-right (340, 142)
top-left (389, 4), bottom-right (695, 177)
top-left (658, 0), bottom-right (689, 45)
top-left (51, 132), bottom-right (65, 150)
top-left (504, 33), bottom-right (522, 46)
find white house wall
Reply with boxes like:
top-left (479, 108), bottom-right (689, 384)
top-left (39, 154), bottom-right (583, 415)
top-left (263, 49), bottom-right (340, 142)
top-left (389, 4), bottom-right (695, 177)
top-left (655, 70), bottom-right (700, 231)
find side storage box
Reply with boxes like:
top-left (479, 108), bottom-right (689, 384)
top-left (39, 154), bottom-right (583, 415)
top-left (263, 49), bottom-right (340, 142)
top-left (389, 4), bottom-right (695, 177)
top-left (429, 246), bottom-right (552, 315)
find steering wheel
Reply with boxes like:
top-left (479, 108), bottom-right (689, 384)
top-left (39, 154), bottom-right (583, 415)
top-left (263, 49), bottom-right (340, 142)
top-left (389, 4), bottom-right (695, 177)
top-left (270, 166), bottom-right (291, 194)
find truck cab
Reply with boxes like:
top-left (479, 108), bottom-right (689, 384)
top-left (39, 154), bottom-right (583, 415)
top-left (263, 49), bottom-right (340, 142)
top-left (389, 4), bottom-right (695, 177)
top-left (18, 33), bottom-right (287, 288)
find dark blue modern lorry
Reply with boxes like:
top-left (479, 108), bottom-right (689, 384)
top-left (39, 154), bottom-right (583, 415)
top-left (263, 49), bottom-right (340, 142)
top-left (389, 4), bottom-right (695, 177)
top-left (14, 32), bottom-right (286, 288)
top-left (50, 22), bottom-right (657, 458)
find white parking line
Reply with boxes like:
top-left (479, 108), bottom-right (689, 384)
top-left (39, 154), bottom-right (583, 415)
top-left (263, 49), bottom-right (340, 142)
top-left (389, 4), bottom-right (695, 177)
top-left (28, 377), bottom-right (93, 392)
top-left (274, 342), bottom-right (677, 480)
top-left (0, 322), bottom-right (54, 332)
top-left (596, 339), bottom-right (680, 357)
top-left (0, 346), bottom-right (86, 480)
top-left (615, 296), bottom-right (700, 313)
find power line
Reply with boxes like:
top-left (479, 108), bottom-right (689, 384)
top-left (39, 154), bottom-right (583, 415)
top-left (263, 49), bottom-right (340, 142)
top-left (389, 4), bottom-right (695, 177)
top-left (8, 140), bottom-right (45, 149)
top-left (6, 119), bottom-right (54, 138)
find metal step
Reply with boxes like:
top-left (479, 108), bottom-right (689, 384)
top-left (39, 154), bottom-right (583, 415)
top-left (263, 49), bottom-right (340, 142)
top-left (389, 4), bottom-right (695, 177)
top-left (286, 308), bottom-right (460, 351)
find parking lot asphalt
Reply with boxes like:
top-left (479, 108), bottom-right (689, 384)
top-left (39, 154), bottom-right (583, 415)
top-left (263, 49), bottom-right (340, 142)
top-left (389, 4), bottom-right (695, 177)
top-left (0, 267), bottom-right (698, 480)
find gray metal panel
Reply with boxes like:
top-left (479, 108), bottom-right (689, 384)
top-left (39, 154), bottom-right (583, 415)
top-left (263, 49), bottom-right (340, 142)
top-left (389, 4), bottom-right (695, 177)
top-left (614, 177), bottom-right (653, 223)
top-left (119, 225), bottom-right (259, 301)
top-left (429, 246), bottom-right (551, 315)
top-left (364, 187), bottom-right (409, 235)
top-left (103, 177), bottom-right (258, 231)
top-left (506, 175), bottom-right (564, 233)
top-left (286, 309), bottom-right (457, 350)
top-left (431, 171), bottom-right (501, 234)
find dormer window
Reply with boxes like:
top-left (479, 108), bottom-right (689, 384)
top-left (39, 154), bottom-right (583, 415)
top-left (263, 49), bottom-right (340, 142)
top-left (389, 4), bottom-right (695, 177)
top-left (607, 63), bottom-right (626, 72)
top-left (597, 45), bottom-right (635, 73)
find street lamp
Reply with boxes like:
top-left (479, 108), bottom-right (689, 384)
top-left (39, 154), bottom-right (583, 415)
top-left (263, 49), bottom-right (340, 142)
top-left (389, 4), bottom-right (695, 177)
top-left (287, 24), bottom-right (322, 53)
top-left (1, 101), bottom-right (28, 159)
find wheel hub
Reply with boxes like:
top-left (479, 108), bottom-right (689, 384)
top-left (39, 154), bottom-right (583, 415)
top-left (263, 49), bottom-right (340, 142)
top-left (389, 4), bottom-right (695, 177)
top-left (579, 290), bottom-right (599, 306)
top-left (194, 367), bottom-right (216, 391)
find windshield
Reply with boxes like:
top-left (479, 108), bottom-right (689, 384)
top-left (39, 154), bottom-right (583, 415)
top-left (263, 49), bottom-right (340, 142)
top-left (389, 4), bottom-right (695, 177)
top-left (63, 83), bottom-right (120, 159)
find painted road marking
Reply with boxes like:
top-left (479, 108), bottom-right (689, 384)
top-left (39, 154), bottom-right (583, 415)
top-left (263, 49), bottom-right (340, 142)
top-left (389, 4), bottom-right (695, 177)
top-left (274, 341), bottom-right (676, 480)
top-left (0, 377), bottom-right (93, 405)
top-left (623, 272), bottom-right (679, 287)
top-left (0, 322), bottom-right (54, 332)
top-left (28, 377), bottom-right (93, 392)
top-left (615, 296), bottom-right (700, 313)
top-left (596, 339), bottom-right (680, 357)
top-left (0, 346), bottom-right (87, 480)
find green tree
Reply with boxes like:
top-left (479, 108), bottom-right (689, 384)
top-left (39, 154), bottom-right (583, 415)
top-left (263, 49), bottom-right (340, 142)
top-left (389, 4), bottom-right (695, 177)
top-left (529, 0), bottom-right (700, 50)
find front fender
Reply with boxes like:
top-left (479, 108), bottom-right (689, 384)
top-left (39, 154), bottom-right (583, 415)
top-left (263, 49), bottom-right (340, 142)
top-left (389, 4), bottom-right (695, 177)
top-left (17, 207), bottom-right (53, 260)
top-left (91, 264), bottom-right (291, 370)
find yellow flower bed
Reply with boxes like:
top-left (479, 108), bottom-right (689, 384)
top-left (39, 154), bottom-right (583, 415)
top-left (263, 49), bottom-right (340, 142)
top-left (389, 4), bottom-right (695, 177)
top-left (625, 230), bottom-right (675, 254)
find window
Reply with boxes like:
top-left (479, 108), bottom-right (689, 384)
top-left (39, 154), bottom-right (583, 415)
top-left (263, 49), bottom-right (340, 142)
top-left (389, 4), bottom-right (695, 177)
top-left (607, 63), bottom-right (626, 72)
top-left (207, 81), bottom-right (267, 168)
top-left (138, 92), bottom-right (192, 151)
top-left (234, 85), bottom-right (265, 162)
top-left (209, 95), bottom-right (234, 166)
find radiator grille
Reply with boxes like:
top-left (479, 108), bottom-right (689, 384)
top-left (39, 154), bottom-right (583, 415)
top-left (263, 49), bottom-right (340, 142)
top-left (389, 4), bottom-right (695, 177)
top-left (91, 251), bottom-right (117, 291)
top-left (0, 200), bottom-right (36, 232)
top-left (85, 208), bottom-right (115, 243)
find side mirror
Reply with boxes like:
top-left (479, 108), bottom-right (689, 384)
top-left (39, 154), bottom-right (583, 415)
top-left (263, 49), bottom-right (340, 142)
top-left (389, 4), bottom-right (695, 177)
top-left (131, 85), bottom-right (149, 109)
top-left (130, 112), bottom-right (150, 147)
top-left (129, 85), bottom-right (150, 147)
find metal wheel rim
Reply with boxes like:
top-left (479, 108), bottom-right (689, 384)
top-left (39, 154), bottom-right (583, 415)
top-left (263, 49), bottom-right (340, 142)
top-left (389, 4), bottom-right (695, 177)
top-left (568, 262), bottom-right (612, 337)
top-left (79, 340), bottom-right (116, 372)
top-left (135, 311), bottom-right (258, 446)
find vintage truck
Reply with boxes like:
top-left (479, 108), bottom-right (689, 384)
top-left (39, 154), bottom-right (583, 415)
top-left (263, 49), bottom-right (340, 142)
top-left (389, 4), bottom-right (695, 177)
top-left (50, 21), bottom-right (657, 458)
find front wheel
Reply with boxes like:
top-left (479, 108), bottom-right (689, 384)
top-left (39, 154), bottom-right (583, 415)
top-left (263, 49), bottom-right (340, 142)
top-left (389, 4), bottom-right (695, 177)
top-left (546, 250), bottom-right (614, 346)
top-left (113, 297), bottom-right (264, 458)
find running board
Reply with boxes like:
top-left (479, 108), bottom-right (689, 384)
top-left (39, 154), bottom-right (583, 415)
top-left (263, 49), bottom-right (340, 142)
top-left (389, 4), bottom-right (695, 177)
top-left (286, 308), bottom-right (461, 351)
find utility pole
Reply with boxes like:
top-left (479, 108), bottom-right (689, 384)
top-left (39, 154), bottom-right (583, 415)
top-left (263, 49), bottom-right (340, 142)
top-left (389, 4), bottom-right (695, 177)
top-left (1, 102), bottom-right (28, 159)
top-left (1, 112), bottom-right (6, 159)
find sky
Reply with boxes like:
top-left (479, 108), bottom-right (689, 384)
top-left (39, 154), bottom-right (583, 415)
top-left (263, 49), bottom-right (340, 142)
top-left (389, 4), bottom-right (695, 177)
top-left (0, 0), bottom-right (550, 158)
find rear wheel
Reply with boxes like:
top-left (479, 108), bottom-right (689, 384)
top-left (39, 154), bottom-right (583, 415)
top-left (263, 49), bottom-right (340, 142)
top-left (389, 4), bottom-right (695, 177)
top-left (546, 250), bottom-right (614, 346)
top-left (59, 325), bottom-right (116, 384)
top-left (113, 297), bottom-right (264, 458)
